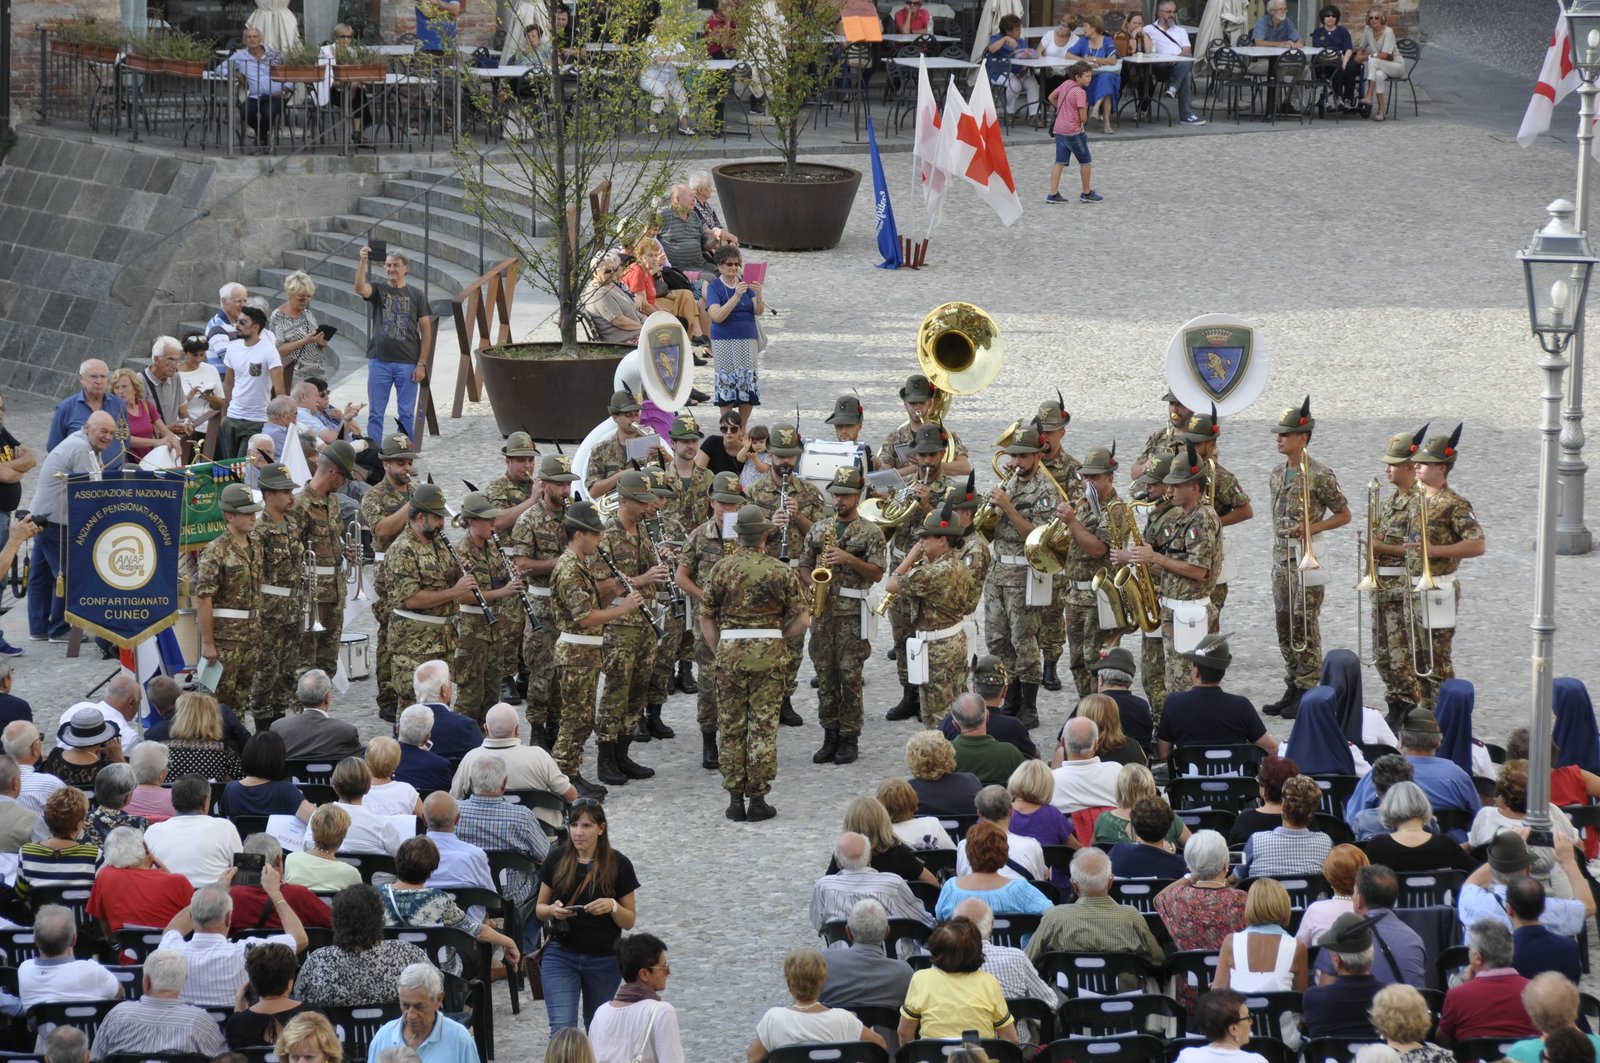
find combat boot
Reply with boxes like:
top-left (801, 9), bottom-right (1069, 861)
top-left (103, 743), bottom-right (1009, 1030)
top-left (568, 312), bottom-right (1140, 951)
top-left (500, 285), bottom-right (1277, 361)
top-left (572, 773), bottom-right (607, 800)
top-left (746, 795), bottom-right (777, 821)
top-left (1262, 680), bottom-right (1297, 717)
top-left (675, 661), bottom-right (698, 694)
top-left (813, 728), bottom-right (840, 764)
top-left (998, 684), bottom-right (1021, 717)
top-left (1385, 698), bottom-right (1416, 733)
top-left (885, 684), bottom-right (919, 721)
top-left (499, 679), bottom-right (524, 706)
top-left (725, 792), bottom-right (746, 821)
top-left (1279, 686), bottom-right (1305, 721)
top-left (1042, 658), bottom-right (1063, 692)
top-left (632, 715), bottom-right (652, 743)
top-left (616, 737), bottom-right (656, 779)
top-left (526, 720), bottom-right (549, 751)
top-left (596, 742), bottom-right (627, 786)
top-left (701, 730), bottom-right (719, 770)
top-left (378, 702), bottom-right (398, 723)
top-left (545, 720), bottom-right (561, 750)
top-left (779, 696), bottom-right (803, 726)
top-left (645, 704), bottom-right (675, 739)
top-left (833, 734), bottom-right (859, 765)
top-left (1017, 682), bottom-right (1041, 729)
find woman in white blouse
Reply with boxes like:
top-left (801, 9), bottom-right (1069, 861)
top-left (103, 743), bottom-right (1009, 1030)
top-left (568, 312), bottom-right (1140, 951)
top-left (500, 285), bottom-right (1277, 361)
top-left (1356, 8), bottom-right (1403, 120)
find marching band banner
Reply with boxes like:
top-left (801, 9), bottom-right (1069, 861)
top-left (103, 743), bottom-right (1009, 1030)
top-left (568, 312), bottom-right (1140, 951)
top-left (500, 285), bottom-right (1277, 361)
top-left (64, 470), bottom-right (184, 648)
top-left (180, 459), bottom-right (247, 551)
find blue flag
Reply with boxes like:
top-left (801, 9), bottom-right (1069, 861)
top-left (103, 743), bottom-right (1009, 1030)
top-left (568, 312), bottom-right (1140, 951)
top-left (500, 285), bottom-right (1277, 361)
top-left (64, 469), bottom-right (184, 648)
top-left (868, 117), bottom-right (902, 269)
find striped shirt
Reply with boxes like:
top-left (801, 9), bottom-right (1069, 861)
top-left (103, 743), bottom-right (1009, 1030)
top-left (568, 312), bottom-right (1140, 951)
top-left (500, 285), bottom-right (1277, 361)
top-left (89, 995), bottom-right (228, 1061)
top-left (16, 766), bottom-right (65, 814)
top-left (1241, 827), bottom-right (1334, 879)
top-left (456, 796), bottom-right (550, 903)
top-left (159, 930), bottom-right (297, 1008)
top-left (16, 843), bottom-right (99, 901)
top-left (980, 941), bottom-right (1057, 1006)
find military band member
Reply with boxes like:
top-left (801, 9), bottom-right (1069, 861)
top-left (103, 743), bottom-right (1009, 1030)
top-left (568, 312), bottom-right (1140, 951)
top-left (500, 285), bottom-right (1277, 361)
top-left (875, 373), bottom-right (973, 479)
top-left (1406, 424), bottom-right (1484, 709)
top-left (509, 454), bottom-right (579, 748)
top-left (1053, 445), bottom-right (1118, 698)
top-left (1128, 451), bottom-right (1178, 720)
top-left (801, 467), bottom-right (886, 766)
top-left (1180, 408), bottom-right (1254, 621)
top-left (1135, 443), bottom-right (1222, 697)
top-left (745, 424), bottom-right (825, 727)
top-left (639, 467), bottom-right (683, 742)
top-left (825, 394), bottom-right (875, 472)
top-left (585, 391), bottom-right (669, 499)
top-left (248, 464), bottom-right (303, 731)
top-left (1265, 397), bottom-right (1350, 719)
top-left (593, 470), bottom-right (670, 786)
top-left (884, 423), bottom-right (956, 723)
top-left (382, 483), bottom-right (476, 713)
top-left (1034, 393), bottom-right (1083, 692)
top-left (196, 483), bottom-right (263, 719)
top-left (889, 505), bottom-right (979, 729)
top-left (676, 472), bottom-right (747, 771)
top-left (1130, 391), bottom-right (1193, 488)
top-left (360, 434), bottom-right (416, 723)
top-left (945, 472), bottom-right (990, 587)
top-left (291, 441), bottom-right (357, 676)
top-left (453, 491), bottom-right (525, 722)
top-left (1371, 426), bottom-right (1427, 724)
top-left (982, 423), bottom-right (1057, 730)
top-left (485, 430), bottom-right (539, 707)
top-left (662, 412), bottom-right (714, 696)
top-left (551, 499), bottom-right (639, 800)
top-left (699, 504), bottom-right (809, 823)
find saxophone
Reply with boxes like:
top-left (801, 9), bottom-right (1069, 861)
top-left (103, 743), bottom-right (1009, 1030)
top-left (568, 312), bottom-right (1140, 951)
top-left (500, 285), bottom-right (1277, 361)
top-left (811, 521), bottom-right (837, 615)
top-left (1108, 499), bottom-right (1162, 632)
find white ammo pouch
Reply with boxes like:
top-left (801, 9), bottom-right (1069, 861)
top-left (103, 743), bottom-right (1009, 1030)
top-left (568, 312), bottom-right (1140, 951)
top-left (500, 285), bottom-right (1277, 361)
top-left (1025, 567), bottom-right (1053, 607)
top-left (905, 636), bottom-right (929, 684)
top-left (1292, 535), bottom-right (1330, 588)
top-left (1165, 598), bottom-right (1209, 654)
top-left (1416, 573), bottom-right (1457, 630)
top-left (1088, 578), bottom-right (1119, 629)
top-left (1215, 530), bottom-right (1238, 585)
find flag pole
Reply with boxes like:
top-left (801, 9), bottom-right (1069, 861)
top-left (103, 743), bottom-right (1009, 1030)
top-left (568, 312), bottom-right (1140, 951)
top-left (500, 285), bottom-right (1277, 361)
top-left (1557, 46), bottom-right (1597, 554)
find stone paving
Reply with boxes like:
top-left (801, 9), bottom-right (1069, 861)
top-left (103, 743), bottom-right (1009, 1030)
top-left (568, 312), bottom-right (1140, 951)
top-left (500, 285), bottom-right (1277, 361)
top-left (5, 26), bottom-right (1600, 1060)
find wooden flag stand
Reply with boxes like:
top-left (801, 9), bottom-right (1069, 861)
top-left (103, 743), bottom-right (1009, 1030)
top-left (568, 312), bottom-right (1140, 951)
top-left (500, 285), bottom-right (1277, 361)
top-left (899, 237), bottom-right (929, 269)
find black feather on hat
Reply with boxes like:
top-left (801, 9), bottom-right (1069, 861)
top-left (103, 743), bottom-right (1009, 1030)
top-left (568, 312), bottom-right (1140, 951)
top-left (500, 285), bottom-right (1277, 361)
top-left (1297, 395), bottom-right (1311, 426)
top-left (964, 470), bottom-right (976, 502)
top-left (1446, 422), bottom-right (1463, 458)
top-left (1109, 441), bottom-right (1117, 466)
top-left (1185, 441), bottom-right (1200, 475)
top-left (1410, 422), bottom-right (1430, 455)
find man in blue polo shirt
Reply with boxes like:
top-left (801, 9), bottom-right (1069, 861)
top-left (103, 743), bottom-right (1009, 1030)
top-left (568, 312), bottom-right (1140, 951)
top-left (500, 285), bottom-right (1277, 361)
top-left (46, 359), bottom-right (126, 473)
top-left (367, 963), bottom-right (477, 1063)
top-left (1344, 707), bottom-right (1478, 837)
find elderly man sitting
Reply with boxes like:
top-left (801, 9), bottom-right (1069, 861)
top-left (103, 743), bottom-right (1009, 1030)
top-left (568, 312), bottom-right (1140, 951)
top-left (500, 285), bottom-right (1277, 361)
top-left (955, 897), bottom-right (1056, 1007)
top-left (1438, 919), bottom-right (1538, 1047)
top-left (420, 792), bottom-right (495, 921)
top-left (1024, 848), bottom-right (1164, 967)
top-left (817, 899), bottom-right (914, 1010)
top-left (1506, 973), bottom-right (1600, 1063)
top-left (367, 963), bottom-right (478, 1063)
top-left (455, 753), bottom-right (551, 917)
top-left (410, 661), bottom-right (484, 762)
top-left (89, 949), bottom-right (227, 1061)
top-left (19, 905), bottom-right (121, 1009)
top-left (1459, 833), bottom-right (1594, 938)
top-left (449, 703), bottom-right (576, 829)
top-left (811, 833), bottom-right (936, 931)
top-left (956, 784), bottom-right (1046, 881)
top-left (159, 869), bottom-right (306, 1007)
top-left (947, 693), bottom-right (1027, 787)
top-left (1051, 717), bottom-right (1121, 816)
top-left (393, 705), bottom-right (454, 793)
top-left (228, 834), bottom-right (331, 930)
top-left (1302, 912), bottom-right (1382, 1039)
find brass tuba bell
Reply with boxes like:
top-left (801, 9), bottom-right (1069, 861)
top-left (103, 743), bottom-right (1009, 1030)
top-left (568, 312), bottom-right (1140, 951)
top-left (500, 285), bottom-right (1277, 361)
top-left (915, 302), bottom-right (1004, 462)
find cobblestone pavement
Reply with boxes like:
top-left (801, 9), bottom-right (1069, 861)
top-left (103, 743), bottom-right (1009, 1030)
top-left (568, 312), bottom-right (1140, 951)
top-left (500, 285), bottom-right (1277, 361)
top-left (6, 40), bottom-right (1600, 1060)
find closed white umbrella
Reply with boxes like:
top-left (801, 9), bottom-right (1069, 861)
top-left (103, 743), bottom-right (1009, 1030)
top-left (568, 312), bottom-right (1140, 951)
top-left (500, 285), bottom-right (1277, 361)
top-left (968, 0), bottom-right (1025, 66)
top-left (1195, 0), bottom-right (1250, 64)
top-left (246, 0), bottom-right (299, 55)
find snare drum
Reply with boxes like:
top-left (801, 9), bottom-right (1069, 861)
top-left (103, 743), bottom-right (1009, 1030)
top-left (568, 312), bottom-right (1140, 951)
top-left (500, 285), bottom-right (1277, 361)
top-left (340, 632), bottom-right (371, 679)
top-left (798, 440), bottom-right (863, 486)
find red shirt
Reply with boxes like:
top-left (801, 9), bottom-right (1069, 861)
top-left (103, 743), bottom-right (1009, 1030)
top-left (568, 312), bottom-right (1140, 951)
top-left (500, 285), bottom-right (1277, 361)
top-left (1438, 968), bottom-right (1539, 1045)
top-left (1550, 765), bottom-right (1597, 859)
top-left (229, 884), bottom-right (333, 930)
top-left (87, 865), bottom-right (194, 933)
top-left (894, 6), bottom-right (931, 33)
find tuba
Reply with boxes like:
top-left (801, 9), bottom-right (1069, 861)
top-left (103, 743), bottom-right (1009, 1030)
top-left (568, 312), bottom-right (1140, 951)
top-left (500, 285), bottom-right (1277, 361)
top-left (915, 302), bottom-right (1004, 462)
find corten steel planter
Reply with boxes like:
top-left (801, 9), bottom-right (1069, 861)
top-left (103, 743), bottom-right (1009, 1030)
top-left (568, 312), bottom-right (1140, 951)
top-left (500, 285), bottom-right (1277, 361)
top-left (712, 161), bottom-right (862, 252)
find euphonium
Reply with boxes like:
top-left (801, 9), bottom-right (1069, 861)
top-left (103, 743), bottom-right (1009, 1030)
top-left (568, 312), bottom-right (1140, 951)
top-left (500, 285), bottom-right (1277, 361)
top-left (811, 521), bottom-right (836, 615)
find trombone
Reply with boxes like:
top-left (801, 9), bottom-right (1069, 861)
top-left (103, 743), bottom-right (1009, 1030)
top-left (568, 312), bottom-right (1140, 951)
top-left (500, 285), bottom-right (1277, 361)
top-left (1355, 478), bottom-right (1380, 666)
top-left (1409, 488), bottom-right (1437, 677)
top-left (1287, 451), bottom-right (1321, 653)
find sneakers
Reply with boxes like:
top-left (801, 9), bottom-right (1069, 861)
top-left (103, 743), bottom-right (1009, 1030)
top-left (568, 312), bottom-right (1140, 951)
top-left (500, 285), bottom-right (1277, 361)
top-left (1181, 114), bottom-right (1207, 125)
top-left (0, 641), bottom-right (22, 658)
top-left (1044, 193), bottom-right (1068, 204)
top-left (1165, 86), bottom-right (1177, 98)
top-left (26, 635), bottom-right (44, 643)
top-left (1079, 190), bottom-right (1104, 203)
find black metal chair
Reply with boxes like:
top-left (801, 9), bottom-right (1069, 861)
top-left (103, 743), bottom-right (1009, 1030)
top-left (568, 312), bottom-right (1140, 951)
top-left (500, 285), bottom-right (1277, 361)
top-left (1267, 48), bottom-right (1307, 124)
top-left (1169, 744), bottom-right (1265, 778)
top-left (1044, 1034), bottom-right (1166, 1063)
top-left (1384, 38), bottom-right (1421, 118)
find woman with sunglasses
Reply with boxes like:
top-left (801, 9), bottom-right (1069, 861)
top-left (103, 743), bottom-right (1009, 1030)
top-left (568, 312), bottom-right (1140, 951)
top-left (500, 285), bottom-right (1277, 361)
top-left (537, 800), bottom-right (640, 1032)
top-left (695, 411), bottom-right (745, 476)
top-left (1175, 989), bottom-right (1270, 1063)
top-left (1355, 8), bottom-right (1401, 120)
top-left (586, 933), bottom-right (683, 1063)
top-left (583, 255), bottom-right (644, 345)
top-left (1310, 6), bottom-right (1357, 113)
top-left (704, 245), bottom-right (764, 428)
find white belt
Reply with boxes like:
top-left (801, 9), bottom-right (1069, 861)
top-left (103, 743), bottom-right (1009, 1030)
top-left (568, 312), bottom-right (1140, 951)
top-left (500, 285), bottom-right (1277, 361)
top-left (395, 609), bottom-right (452, 625)
top-left (723, 628), bottom-right (782, 639)
top-left (837, 588), bottom-right (868, 600)
top-left (313, 565), bottom-right (338, 576)
top-left (372, 551), bottom-right (385, 561)
top-left (213, 608), bottom-right (255, 620)
top-left (261, 585), bottom-right (293, 597)
top-left (459, 605), bottom-right (488, 615)
top-left (529, 586), bottom-right (552, 598)
top-left (916, 622), bottom-right (964, 642)
top-left (997, 553), bottom-right (1027, 565)
top-left (558, 632), bottom-right (602, 646)
top-left (1071, 580), bottom-right (1095, 591)
top-left (1377, 566), bottom-right (1405, 576)
top-left (1159, 597), bottom-right (1205, 609)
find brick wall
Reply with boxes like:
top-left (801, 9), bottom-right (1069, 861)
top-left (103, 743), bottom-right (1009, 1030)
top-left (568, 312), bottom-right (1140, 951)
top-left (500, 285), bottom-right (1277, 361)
top-left (382, 0), bottom-right (496, 48)
top-left (8, 0), bottom-right (121, 127)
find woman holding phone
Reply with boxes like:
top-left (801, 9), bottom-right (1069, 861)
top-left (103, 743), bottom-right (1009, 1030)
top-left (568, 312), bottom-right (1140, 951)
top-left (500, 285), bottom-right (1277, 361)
top-left (704, 245), bottom-right (764, 428)
top-left (269, 271), bottom-right (328, 385)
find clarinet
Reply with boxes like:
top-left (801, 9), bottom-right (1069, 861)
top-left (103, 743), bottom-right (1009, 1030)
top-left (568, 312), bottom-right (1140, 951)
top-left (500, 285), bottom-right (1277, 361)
top-left (596, 546), bottom-right (666, 639)
top-left (777, 468), bottom-right (792, 562)
top-left (646, 516), bottom-right (688, 621)
top-left (442, 534), bottom-right (498, 626)
top-left (489, 531), bottom-right (541, 632)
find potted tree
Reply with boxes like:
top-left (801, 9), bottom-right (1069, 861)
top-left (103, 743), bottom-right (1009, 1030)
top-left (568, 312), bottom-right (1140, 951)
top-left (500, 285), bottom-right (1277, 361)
top-left (713, 0), bottom-right (862, 251)
top-left (454, 0), bottom-right (717, 436)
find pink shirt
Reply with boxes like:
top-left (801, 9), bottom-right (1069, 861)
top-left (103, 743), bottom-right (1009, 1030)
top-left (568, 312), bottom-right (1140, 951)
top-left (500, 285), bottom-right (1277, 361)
top-left (1052, 81), bottom-right (1086, 134)
top-left (894, 6), bottom-right (931, 33)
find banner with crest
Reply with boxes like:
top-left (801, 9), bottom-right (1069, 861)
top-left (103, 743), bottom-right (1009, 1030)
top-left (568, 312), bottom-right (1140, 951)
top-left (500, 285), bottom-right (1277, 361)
top-left (64, 470), bottom-right (184, 647)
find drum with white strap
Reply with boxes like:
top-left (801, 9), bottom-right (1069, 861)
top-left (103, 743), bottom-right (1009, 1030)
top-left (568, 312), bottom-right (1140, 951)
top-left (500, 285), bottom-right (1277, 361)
top-left (340, 632), bottom-right (371, 679)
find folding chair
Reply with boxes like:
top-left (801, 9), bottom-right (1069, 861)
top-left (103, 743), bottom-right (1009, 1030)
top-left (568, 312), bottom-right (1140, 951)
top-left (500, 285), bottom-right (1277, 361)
top-left (989, 913), bottom-right (1041, 949)
top-left (1391, 869), bottom-right (1464, 909)
top-left (1043, 1034), bottom-right (1166, 1063)
top-left (1240, 990), bottom-right (1302, 1043)
top-left (897, 1039), bottom-right (1025, 1063)
top-left (1169, 744), bottom-right (1265, 778)
top-left (1057, 994), bottom-right (1184, 1040)
top-left (768, 1045), bottom-right (889, 1063)
top-left (1308, 775), bottom-right (1359, 817)
top-left (318, 1003), bottom-right (400, 1062)
top-left (1167, 776), bottom-right (1260, 815)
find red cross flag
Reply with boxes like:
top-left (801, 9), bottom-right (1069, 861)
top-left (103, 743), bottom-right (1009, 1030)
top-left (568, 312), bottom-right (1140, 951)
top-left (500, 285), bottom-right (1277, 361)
top-left (913, 58), bottom-right (952, 235)
top-left (952, 71), bottom-right (1023, 225)
top-left (1519, 12), bottom-right (1600, 159)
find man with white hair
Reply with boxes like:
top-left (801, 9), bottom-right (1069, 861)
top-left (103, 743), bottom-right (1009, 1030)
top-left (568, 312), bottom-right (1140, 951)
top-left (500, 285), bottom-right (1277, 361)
top-left (272, 670), bottom-right (361, 760)
top-left (0, 755), bottom-right (36, 848)
top-left (449, 703), bottom-right (578, 815)
top-left (455, 753), bottom-right (550, 917)
top-left (44, 1026), bottom-right (88, 1063)
top-left (92, 675), bottom-right (143, 751)
top-left (89, 949), bottom-right (227, 1061)
top-left (1024, 848), bottom-right (1164, 966)
top-left (294, 380), bottom-right (345, 447)
top-left (160, 872), bottom-right (305, 1007)
top-left (140, 337), bottom-right (190, 437)
top-left (955, 898), bottom-right (1057, 1007)
top-left (262, 395), bottom-right (301, 460)
top-left (956, 784), bottom-right (1046, 880)
top-left (948, 692), bottom-right (1026, 786)
top-left (367, 963), bottom-right (477, 1063)
top-left (810, 833), bottom-right (935, 930)
top-left (1050, 716), bottom-right (1121, 814)
top-left (46, 359), bottom-right (127, 471)
top-left (816, 898), bottom-right (914, 1009)
top-left (394, 705), bottom-right (454, 793)
top-left (19, 904), bottom-right (121, 1009)
top-left (28, 411), bottom-right (118, 642)
top-left (420, 792), bottom-right (495, 910)
top-left (3, 722), bottom-right (64, 811)
top-left (206, 282), bottom-right (249, 366)
top-left (86, 826), bottom-right (196, 936)
top-left (411, 660), bottom-right (484, 761)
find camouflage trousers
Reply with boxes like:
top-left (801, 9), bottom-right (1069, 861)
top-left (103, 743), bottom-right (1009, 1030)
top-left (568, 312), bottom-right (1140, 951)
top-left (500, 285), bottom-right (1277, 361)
top-left (497, 597), bottom-right (525, 694)
top-left (302, 598), bottom-right (344, 679)
top-left (371, 593), bottom-right (394, 710)
top-left (598, 621), bottom-right (656, 742)
top-left (1209, 582), bottom-right (1229, 627)
top-left (212, 617), bottom-right (258, 722)
top-left (1373, 589), bottom-right (1419, 709)
top-left (889, 593), bottom-right (915, 686)
top-left (552, 648), bottom-right (602, 775)
top-left (984, 581), bottom-right (1048, 684)
top-left (1141, 630), bottom-right (1166, 729)
top-left (810, 611), bottom-right (869, 736)
top-left (919, 630), bottom-right (969, 729)
top-left (782, 631), bottom-right (805, 700)
top-left (1271, 561), bottom-right (1325, 689)
top-left (521, 599), bottom-right (557, 728)
top-left (248, 600), bottom-right (303, 729)
top-left (692, 611), bottom-right (719, 733)
top-left (1040, 577), bottom-right (1067, 663)
top-left (647, 607), bottom-right (688, 706)
top-left (1064, 594), bottom-right (1103, 697)
top-left (715, 655), bottom-right (785, 797)
top-left (387, 614), bottom-right (458, 709)
top-left (452, 615), bottom-right (500, 723)
top-left (1163, 600), bottom-right (1219, 695)
top-left (1414, 583), bottom-right (1460, 709)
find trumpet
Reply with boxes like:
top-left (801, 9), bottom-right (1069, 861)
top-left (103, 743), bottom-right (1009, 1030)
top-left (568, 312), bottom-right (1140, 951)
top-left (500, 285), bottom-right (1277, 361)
top-left (1409, 488), bottom-right (1437, 677)
top-left (860, 464), bottom-right (930, 530)
top-left (1287, 450), bottom-right (1320, 653)
top-left (442, 534), bottom-right (498, 626)
top-left (811, 521), bottom-right (836, 616)
top-left (993, 420), bottom-right (1073, 504)
top-left (596, 545), bottom-right (665, 639)
top-left (1355, 478), bottom-right (1380, 666)
top-left (300, 549), bottom-right (325, 635)
top-left (490, 530), bottom-right (541, 632)
top-left (342, 517), bottom-right (369, 602)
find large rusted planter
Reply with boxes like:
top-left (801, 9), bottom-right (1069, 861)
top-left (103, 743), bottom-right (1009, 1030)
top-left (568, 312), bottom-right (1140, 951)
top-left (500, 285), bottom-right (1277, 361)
top-left (479, 343), bottom-right (631, 441)
top-left (712, 161), bottom-right (861, 252)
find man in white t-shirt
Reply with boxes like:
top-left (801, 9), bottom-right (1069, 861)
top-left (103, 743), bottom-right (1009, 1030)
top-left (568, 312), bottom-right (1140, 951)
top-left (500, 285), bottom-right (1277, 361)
top-left (1145, 0), bottom-right (1206, 124)
top-left (955, 784), bottom-right (1047, 880)
top-left (19, 904), bottom-right (122, 1012)
top-left (219, 306), bottom-right (284, 461)
top-left (143, 777), bottom-right (243, 888)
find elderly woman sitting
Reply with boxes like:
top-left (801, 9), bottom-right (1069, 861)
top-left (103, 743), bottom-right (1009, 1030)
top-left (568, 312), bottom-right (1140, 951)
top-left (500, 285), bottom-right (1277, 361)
top-left (18, 788), bottom-right (99, 901)
top-left (1154, 830), bottom-right (1247, 1009)
top-left (1365, 780), bottom-right (1479, 874)
top-left (363, 737), bottom-right (423, 818)
top-left (124, 740), bottom-right (175, 823)
top-left (899, 917), bottom-right (1020, 1046)
top-left (284, 805), bottom-right (362, 893)
top-left (688, 171), bottom-right (738, 247)
top-left (295, 884), bottom-right (429, 1007)
top-left (934, 820), bottom-right (1052, 920)
top-left (42, 706), bottom-right (123, 786)
top-left (1295, 844), bottom-right (1369, 947)
top-left (750, 948), bottom-right (887, 1061)
top-left (582, 255), bottom-right (645, 345)
top-left (1372, 984), bottom-right (1456, 1063)
top-left (83, 763), bottom-right (148, 848)
top-left (1240, 775), bottom-right (1331, 879)
top-left (166, 691), bottom-right (242, 782)
top-left (906, 731), bottom-right (982, 817)
top-left (381, 836), bottom-right (521, 966)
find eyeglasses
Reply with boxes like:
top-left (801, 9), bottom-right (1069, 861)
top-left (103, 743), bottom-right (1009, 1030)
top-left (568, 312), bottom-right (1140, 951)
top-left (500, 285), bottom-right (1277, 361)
top-left (1367, 14), bottom-right (1380, 18)
top-left (1232, 1015), bottom-right (1254, 1026)
top-left (336, 33), bottom-right (354, 39)
top-left (647, 963), bottom-right (671, 974)
top-left (721, 260), bottom-right (742, 267)
top-left (600, 267), bottom-right (616, 275)
top-left (571, 797), bottom-right (603, 811)
top-left (721, 425), bottom-right (740, 432)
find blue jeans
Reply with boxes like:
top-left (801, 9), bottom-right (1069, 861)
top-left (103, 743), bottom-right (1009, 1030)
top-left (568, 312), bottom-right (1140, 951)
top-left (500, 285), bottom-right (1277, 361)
top-left (367, 359), bottom-right (418, 441)
top-left (1163, 61), bottom-right (1197, 118)
top-left (26, 531), bottom-right (65, 640)
top-left (540, 941), bottom-right (621, 1033)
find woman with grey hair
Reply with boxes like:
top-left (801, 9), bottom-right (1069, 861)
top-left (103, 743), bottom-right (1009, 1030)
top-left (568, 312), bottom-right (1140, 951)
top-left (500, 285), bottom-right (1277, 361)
top-left (581, 256), bottom-right (644, 344)
top-left (1154, 830), bottom-right (1247, 1007)
top-left (1362, 780), bottom-right (1477, 873)
top-left (83, 763), bottom-right (146, 848)
top-left (86, 827), bottom-right (194, 935)
top-left (124, 741), bottom-right (175, 822)
top-left (266, 273), bottom-right (324, 383)
top-left (687, 172), bottom-right (738, 247)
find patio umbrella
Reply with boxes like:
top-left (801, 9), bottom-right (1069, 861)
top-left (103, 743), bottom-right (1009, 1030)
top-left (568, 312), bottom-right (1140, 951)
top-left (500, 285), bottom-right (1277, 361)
top-left (246, 0), bottom-right (299, 54)
top-left (1194, 0), bottom-right (1248, 66)
top-left (968, 0), bottom-right (1025, 66)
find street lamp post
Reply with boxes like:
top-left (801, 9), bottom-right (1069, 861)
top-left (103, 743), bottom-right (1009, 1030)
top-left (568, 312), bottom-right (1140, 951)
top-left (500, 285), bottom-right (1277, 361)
top-left (1519, 198), bottom-right (1597, 846)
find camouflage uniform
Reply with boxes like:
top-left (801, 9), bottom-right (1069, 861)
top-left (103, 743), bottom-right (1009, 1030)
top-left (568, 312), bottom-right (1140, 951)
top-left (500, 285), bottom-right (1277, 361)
top-left (484, 474), bottom-right (532, 691)
top-left (959, 530), bottom-right (991, 586)
top-left (982, 470), bottom-right (1057, 684)
top-left (1407, 485), bottom-right (1483, 707)
top-left (876, 423), bottom-right (970, 474)
top-left (1269, 455), bottom-right (1348, 689)
top-left (1208, 460), bottom-right (1250, 619)
top-left (289, 486), bottom-right (346, 676)
top-left (360, 477), bottom-right (411, 713)
top-left (645, 499), bottom-right (690, 711)
top-left (593, 520), bottom-right (658, 742)
top-left (248, 506), bottom-right (303, 729)
top-left (1153, 500), bottom-right (1221, 694)
top-left (1058, 492), bottom-right (1115, 697)
top-left (700, 545), bottom-right (805, 798)
top-left (196, 531), bottom-right (261, 717)
top-left (1140, 499), bottom-right (1178, 723)
top-left (801, 514), bottom-right (886, 738)
top-left (1373, 486), bottom-right (1418, 711)
top-left (509, 498), bottom-right (566, 729)
top-left (745, 470), bottom-right (826, 701)
top-left (681, 517), bottom-right (737, 734)
top-left (1132, 421), bottom-right (1183, 501)
top-left (1038, 449), bottom-right (1083, 678)
top-left (550, 547), bottom-right (604, 776)
top-left (663, 466), bottom-right (713, 668)
top-left (583, 434), bottom-right (632, 497)
top-left (485, 475), bottom-right (532, 512)
top-left (382, 524), bottom-right (461, 708)
top-left (902, 551), bottom-right (979, 727)
top-left (881, 473), bottom-right (953, 689)
top-left (452, 533), bottom-right (505, 722)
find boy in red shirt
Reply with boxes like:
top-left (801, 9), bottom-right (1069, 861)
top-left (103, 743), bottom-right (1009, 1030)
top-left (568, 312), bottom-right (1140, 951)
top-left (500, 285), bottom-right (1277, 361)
top-left (1047, 62), bottom-right (1102, 203)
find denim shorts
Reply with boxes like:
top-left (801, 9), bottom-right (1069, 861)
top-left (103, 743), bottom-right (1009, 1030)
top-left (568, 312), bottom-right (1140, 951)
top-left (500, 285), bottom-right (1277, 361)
top-left (1055, 132), bottom-right (1091, 165)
